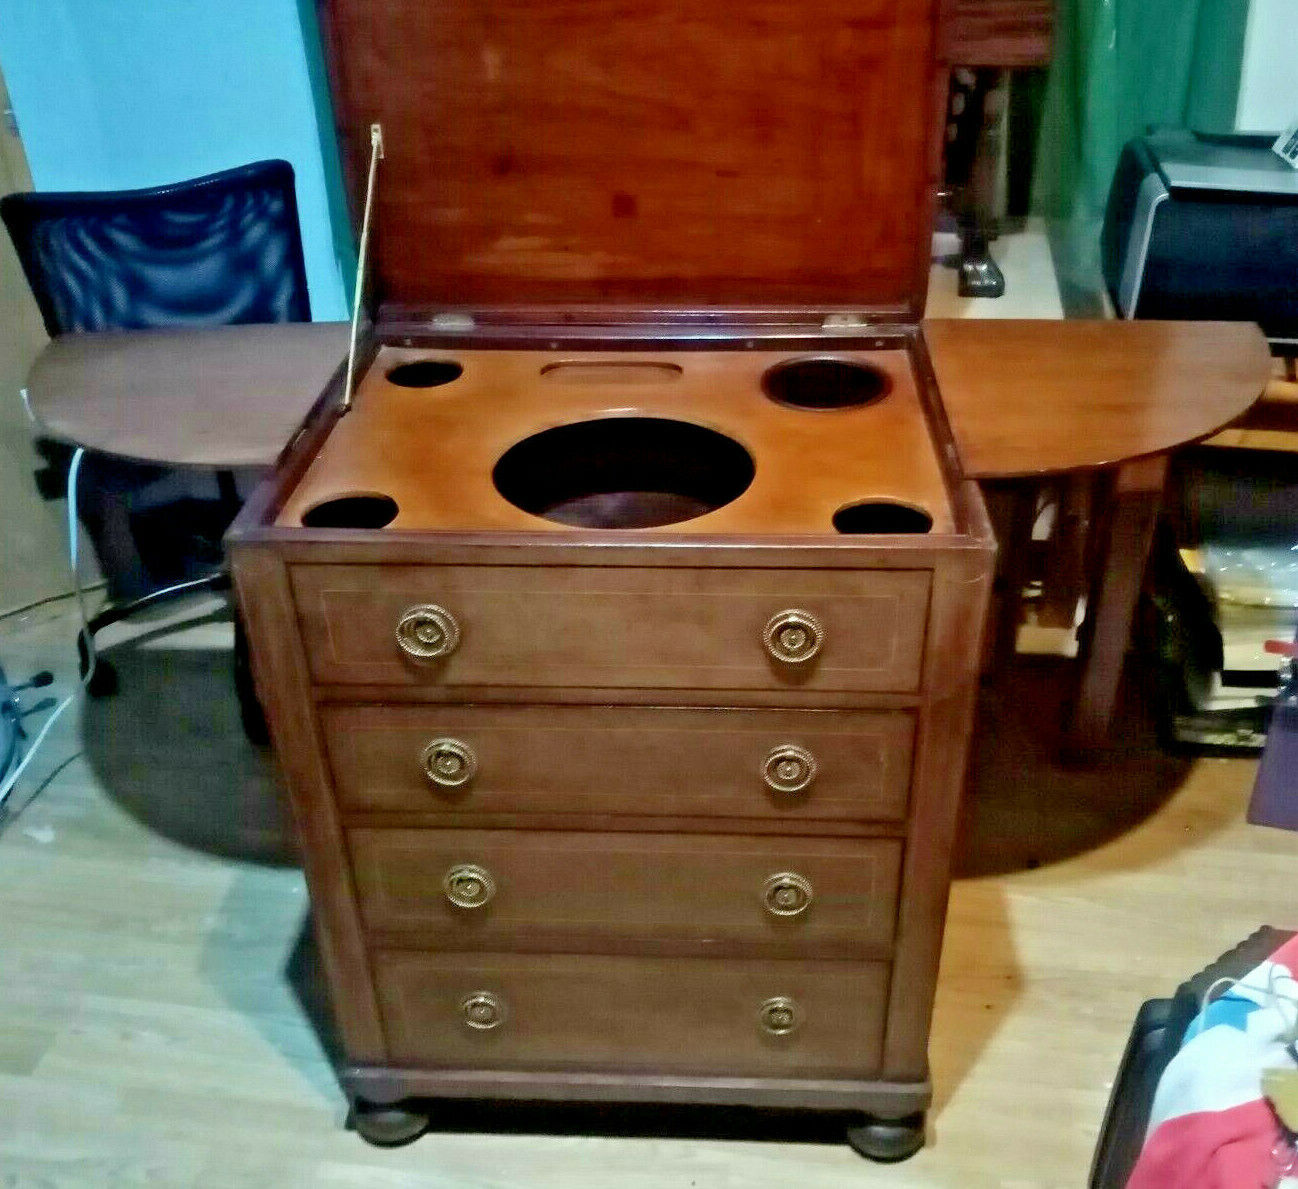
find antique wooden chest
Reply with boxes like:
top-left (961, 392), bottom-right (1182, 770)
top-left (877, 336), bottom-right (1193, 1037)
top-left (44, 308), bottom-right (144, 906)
top-left (229, 0), bottom-right (998, 1161)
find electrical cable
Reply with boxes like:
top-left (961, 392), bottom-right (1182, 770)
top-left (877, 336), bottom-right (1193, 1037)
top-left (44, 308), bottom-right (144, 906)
top-left (0, 583), bottom-right (107, 628)
top-left (0, 448), bottom-right (94, 821)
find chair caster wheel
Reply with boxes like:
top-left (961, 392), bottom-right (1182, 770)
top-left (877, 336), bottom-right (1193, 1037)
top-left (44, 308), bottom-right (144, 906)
top-left (85, 660), bottom-right (118, 698)
top-left (351, 1098), bottom-right (428, 1147)
top-left (845, 1111), bottom-right (926, 1162)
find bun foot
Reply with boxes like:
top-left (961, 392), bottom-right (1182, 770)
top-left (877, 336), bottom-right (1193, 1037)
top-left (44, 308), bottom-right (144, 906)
top-left (351, 1098), bottom-right (428, 1147)
top-left (845, 1111), bottom-right (926, 1162)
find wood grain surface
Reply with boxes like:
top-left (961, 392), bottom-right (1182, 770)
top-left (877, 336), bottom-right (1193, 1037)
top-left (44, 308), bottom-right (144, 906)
top-left (925, 319), bottom-right (1272, 478)
top-left (348, 829), bottom-right (901, 952)
top-left (290, 564), bottom-right (932, 692)
top-left (944, 0), bottom-right (1054, 65)
top-left (320, 0), bottom-right (942, 312)
top-left (276, 346), bottom-right (955, 536)
top-left (374, 951), bottom-right (890, 1077)
top-left (322, 704), bottom-right (915, 822)
top-left (25, 323), bottom-right (349, 466)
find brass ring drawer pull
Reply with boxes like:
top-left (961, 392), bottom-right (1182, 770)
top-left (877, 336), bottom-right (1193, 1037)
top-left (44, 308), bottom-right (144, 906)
top-left (757, 996), bottom-right (803, 1036)
top-left (443, 863), bottom-right (496, 909)
top-left (762, 871), bottom-right (814, 917)
top-left (762, 609), bottom-right (823, 663)
top-left (421, 737), bottom-right (478, 789)
top-left (460, 991), bottom-right (506, 1031)
top-left (763, 744), bottom-right (817, 794)
top-left (395, 603), bottom-right (461, 660)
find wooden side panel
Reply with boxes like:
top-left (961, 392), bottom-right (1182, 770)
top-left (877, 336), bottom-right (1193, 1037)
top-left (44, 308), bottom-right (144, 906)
top-left (229, 545), bottom-right (387, 1063)
top-left (349, 830), bottom-right (902, 954)
top-left (323, 704), bottom-right (915, 822)
top-left (883, 485), bottom-right (994, 1078)
top-left (291, 564), bottom-right (932, 692)
top-left (375, 952), bottom-right (890, 1077)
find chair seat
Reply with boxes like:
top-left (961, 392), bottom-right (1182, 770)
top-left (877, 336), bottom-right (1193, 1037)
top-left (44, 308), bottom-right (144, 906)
top-left (26, 322), bottom-right (350, 468)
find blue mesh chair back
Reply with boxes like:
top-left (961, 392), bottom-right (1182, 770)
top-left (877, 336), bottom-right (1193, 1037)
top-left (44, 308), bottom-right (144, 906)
top-left (1, 159), bottom-right (311, 335)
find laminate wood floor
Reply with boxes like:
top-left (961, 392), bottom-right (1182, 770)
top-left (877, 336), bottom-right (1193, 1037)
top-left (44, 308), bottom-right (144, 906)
top-left (1, 596), bottom-right (1294, 1187)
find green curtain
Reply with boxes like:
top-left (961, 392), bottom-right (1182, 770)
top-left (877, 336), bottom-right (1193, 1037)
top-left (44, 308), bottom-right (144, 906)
top-left (1032, 0), bottom-right (1250, 222)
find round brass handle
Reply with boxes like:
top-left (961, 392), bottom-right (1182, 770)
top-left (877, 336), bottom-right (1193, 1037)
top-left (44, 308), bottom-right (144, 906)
top-left (421, 737), bottom-right (478, 789)
top-left (442, 863), bottom-right (496, 909)
top-left (763, 744), bottom-right (818, 794)
top-left (757, 996), bottom-right (804, 1036)
top-left (762, 871), bottom-right (814, 917)
top-left (395, 604), bottom-right (461, 661)
top-left (763, 609), bottom-right (823, 664)
top-left (460, 991), bottom-right (506, 1031)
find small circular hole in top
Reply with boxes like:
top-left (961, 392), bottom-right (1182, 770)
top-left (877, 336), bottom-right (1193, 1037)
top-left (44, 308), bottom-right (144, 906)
top-left (386, 360), bottom-right (464, 388)
top-left (832, 501), bottom-right (932, 535)
top-left (762, 358), bottom-right (890, 410)
top-left (302, 493), bottom-right (399, 529)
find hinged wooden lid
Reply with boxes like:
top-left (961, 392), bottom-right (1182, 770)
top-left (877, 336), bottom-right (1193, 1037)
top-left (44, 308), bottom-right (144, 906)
top-left (320, 0), bottom-right (945, 325)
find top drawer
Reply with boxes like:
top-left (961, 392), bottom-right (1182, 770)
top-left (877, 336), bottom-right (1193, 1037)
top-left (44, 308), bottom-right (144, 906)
top-left (290, 565), bottom-right (930, 692)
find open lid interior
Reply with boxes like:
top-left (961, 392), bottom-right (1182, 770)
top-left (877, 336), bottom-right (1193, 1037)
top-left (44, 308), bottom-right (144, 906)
top-left (320, 0), bottom-right (945, 326)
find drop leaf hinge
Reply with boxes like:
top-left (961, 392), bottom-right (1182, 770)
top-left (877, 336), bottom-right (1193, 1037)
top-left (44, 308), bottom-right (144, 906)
top-left (821, 312), bottom-right (875, 333)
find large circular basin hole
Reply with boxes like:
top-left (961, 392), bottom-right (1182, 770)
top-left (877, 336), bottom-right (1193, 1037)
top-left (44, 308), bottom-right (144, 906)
top-left (762, 357), bottom-right (890, 410)
top-left (832, 500), bottom-right (932, 535)
top-left (301, 493), bottom-right (399, 529)
top-left (386, 359), bottom-right (463, 388)
top-left (493, 417), bottom-right (754, 530)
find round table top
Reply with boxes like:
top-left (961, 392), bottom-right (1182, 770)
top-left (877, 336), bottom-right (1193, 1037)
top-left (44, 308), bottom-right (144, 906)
top-left (926, 318), bottom-right (1273, 478)
top-left (25, 317), bottom-right (1273, 477)
top-left (25, 322), bottom-right (351, 468)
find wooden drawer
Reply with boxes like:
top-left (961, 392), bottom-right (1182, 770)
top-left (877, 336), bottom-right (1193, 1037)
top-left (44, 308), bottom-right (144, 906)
top-left (375, 951), bottom-right (889, 1077)
top-left (324, 704), bottom-right (915, 821)
top-left (291, 564), bottom-right (930, 692)
top-left (348, 829), bottom-right (901, 953)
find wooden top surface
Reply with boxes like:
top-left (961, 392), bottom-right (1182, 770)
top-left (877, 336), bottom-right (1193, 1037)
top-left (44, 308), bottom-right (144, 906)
top-left (321, 0), bottom-right (941, 316)
top-left (925, 319), bottom-right (1273, 478)
top-left (26, 323), bottom-right (349, 468)
top-left (944, 0), bottom-right (1054, 65)
top-left (276, 346), bottom-right (956, 537)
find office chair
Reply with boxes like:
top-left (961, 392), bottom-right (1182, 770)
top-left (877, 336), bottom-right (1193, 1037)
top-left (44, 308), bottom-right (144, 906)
top-left (1, 159), bottom-right (312, 739)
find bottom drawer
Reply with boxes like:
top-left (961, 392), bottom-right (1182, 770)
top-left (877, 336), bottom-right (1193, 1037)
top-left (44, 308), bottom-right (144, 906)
top-left (375, 951), bottom-right (889, 1078)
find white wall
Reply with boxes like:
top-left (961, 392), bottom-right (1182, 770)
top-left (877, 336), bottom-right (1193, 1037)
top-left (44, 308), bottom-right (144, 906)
top-left (1236, 0), bottom-right (1298, 133)
top-left (0, 0), bottom-right (350, 320)
top-left (0, 66), bottom-right (72, 614)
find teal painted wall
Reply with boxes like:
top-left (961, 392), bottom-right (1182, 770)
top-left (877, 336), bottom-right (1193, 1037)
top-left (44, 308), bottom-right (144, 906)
top-left (0, 0), bottom-right (353, 320)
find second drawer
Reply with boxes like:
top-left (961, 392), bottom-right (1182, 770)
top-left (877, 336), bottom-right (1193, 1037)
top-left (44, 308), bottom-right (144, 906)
top-left (323, 704), bottom-right (915, 822)
top-left (348, 829), bottom-right (902, 953)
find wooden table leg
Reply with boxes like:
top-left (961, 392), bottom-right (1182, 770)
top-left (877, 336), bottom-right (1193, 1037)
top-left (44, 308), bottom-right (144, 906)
top-left (1063, 454), bottom-right (1169, 756)
top-left (987, 481), bottom-right (1038, 674)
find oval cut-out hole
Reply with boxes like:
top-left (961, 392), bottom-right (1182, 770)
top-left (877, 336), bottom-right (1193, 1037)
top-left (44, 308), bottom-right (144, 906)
top-left (386, 360), bottom-right (464, 388)
top-left (762, 358), bottom-right (890, 410)
top-left (832, 501), bottom-right (932, 534)
top-left (493, 417), bottom-right (754, 530)
top-left (302, 493), bottom-right (399, 529)
top-left (540, 361), bottom-right (683, 385)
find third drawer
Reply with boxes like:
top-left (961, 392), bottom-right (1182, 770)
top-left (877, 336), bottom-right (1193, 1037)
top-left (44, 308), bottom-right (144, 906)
top-left (348, 829), bottom-right (903, 954)
top-left (323, 704), bottom-right (915, 822)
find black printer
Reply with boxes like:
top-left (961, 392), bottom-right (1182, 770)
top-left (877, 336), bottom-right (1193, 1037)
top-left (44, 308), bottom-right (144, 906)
top-left (1102, 129), bottom-right (1298, 347)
